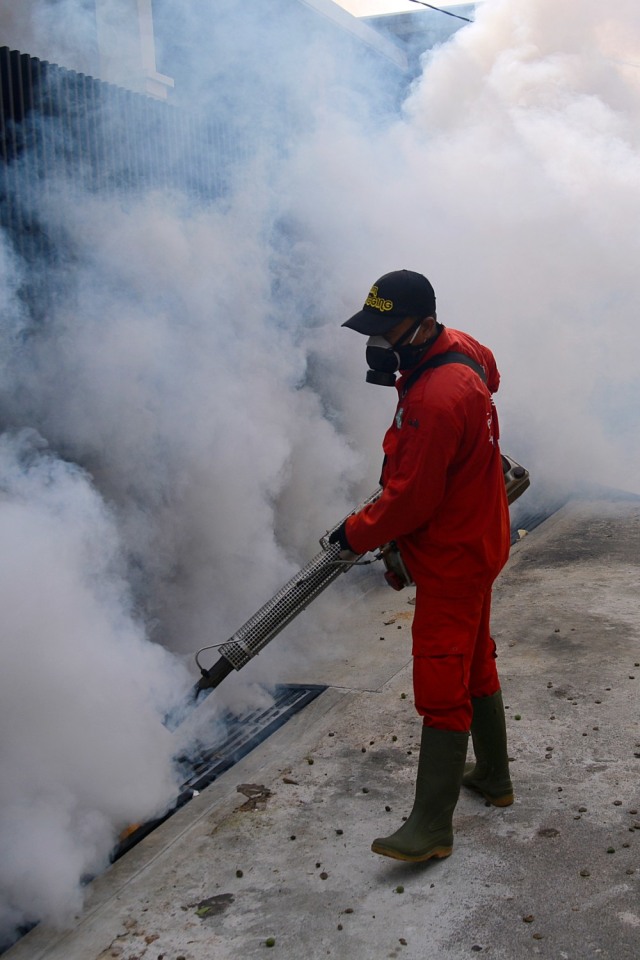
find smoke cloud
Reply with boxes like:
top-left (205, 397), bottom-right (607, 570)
top-left (0, 426), bottom-right (187, 939)
top-left (1, 0), bottom-right (640, 944)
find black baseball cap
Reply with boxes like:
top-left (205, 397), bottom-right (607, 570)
top-left (343, 270), bottom-right (436, 335)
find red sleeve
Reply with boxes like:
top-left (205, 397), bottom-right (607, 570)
top-left (483, 347), bottom-right (500, 394)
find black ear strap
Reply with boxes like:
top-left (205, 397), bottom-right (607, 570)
top-left (400, 351), bottom-right (487, 399)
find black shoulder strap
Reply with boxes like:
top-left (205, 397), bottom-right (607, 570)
top-left (400, 351), bottom-right (487, 399)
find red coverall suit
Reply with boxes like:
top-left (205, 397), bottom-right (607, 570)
top-left (344, 326), bottom-right (511, 732)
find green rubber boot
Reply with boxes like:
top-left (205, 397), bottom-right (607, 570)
top-left (371, 726), bottom-right (469, 862)
top-left (462, 689), bottom-right (514, 807)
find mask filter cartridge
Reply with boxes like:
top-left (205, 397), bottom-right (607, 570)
top-left (365, 335), bottom-right (400, 386)
top-left (364, 321), bottom-right (427, 386)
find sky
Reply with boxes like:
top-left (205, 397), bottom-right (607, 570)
top-left (2, 0), bottom-right (640, 946)
top-left (335, 0), bottom-right (476, 17)
top-left (336, 0), bottom-right (423, 14)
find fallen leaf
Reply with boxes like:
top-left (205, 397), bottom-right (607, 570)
top-left (236, 784), bottom-right (272, 810)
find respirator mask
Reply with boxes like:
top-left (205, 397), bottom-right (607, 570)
top-left (365, 319), bottom-right (428, 386)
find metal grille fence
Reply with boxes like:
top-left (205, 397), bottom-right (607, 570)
top-left (113, 683), bottom-right (326, 860)
top-left (0, 46), bottom-right (241, 263)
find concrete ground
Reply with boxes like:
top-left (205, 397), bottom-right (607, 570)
top-left (7, 498), bottom-right (640, 960)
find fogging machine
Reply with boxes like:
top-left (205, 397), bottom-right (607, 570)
top-left (189, 454), bottom-right (529, 704)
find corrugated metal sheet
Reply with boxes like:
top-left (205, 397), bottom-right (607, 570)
top-left (0, 46), bottom-right (242, 263)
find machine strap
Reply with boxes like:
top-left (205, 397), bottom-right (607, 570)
top-left (400, 350), bottom-right (487, 399)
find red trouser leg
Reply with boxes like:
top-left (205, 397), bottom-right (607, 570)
top-left (412, 587), bottom-right (500, 732)
top-left (468, 589), bottom-right (501, 700)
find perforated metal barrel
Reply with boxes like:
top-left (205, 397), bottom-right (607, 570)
top-left (218, 541), bottom-right (353, 670)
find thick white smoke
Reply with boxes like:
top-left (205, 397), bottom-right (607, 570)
top-left (399, 0), bottom-right (640, 489)
top-left (0, 1), bottom-right (391, 943)
top-left (0, 426), bottom-right (187, 939)
top-left (2, 0), bottom-right (640, 945)
top-left (279, 0), bottom-right (640, 495)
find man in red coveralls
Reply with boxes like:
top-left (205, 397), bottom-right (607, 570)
top-left (329, 269), bottom-right (513, 862)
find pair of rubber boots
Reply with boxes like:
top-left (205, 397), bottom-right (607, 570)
top-left (371, 690), bottom-right (513, 862)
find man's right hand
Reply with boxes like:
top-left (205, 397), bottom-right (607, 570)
top-left (328, 519), bottom-right (354, 551)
